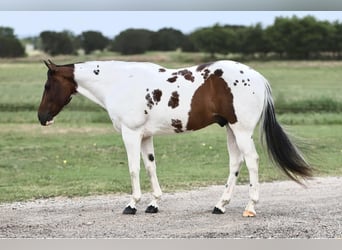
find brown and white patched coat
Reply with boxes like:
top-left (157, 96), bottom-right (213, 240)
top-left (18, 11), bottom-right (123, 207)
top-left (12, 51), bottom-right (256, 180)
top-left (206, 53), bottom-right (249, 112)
top-left (38, 60), bottom-right (312, 216)
top-left (74, 60), bottom-right (265, 136)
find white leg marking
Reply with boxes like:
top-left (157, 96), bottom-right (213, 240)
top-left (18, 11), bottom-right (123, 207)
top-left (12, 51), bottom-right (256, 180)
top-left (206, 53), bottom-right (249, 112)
top-left (121, 125), bottom-right (143, 210)
top-left (233, 129), bottom-right (260, 217)
top-left (215, 126), bottom-right (244, 213)
top-left (141, 136), bottom-right (162, 209)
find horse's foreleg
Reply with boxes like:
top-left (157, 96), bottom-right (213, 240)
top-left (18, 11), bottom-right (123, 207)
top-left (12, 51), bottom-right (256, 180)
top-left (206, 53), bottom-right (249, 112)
top-left (213, 126), bottom-right (243, 214)
top-left (121, 126), bottom-right (143, 215)
top-left (141, 136), bottom-right (162, 213)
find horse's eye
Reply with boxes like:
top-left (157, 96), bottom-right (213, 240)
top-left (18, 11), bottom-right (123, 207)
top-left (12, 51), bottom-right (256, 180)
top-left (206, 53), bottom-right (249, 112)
top-left (45, 84), bottom-right (51, 90)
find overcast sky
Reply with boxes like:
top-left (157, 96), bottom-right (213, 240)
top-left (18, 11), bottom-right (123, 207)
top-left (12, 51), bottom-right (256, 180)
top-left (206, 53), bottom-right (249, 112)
top-left (1, 11), bottom-right (342, 38)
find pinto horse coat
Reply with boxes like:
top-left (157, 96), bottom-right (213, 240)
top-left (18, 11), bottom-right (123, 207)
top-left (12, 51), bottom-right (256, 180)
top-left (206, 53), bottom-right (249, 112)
top-left (38, 60), bottom-right (312, 216)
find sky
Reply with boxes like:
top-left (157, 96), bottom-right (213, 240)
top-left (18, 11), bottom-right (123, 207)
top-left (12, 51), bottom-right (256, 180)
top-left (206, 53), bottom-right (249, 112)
top-left (1, 11), bottom-right (342, 38)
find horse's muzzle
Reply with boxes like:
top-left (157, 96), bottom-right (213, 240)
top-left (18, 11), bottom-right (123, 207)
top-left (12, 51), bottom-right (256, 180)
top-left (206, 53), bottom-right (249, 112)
top-left (38, 112), bottom-right (54, 126)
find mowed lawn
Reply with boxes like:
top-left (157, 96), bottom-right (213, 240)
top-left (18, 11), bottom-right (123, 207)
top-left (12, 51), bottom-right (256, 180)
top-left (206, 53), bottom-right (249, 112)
top-left (0, 56), bottom-right (341, 203)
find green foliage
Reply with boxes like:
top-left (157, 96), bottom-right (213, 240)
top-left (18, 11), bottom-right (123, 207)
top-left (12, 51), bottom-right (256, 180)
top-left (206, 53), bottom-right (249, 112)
top-left (110, 29), bottom-right (153, 55)
top-left (190, 24), bottom-right (235, 58)
top-left (6, 14), bottom-right (342, 59)
top-left (265, 16), bottom-right (334, 59)
top-left (78, 31), bottom-right (109, 54)
top-left (331, 21), bottom-right (342, 58)
top-left (151, 28), bottom-right (186, 51)
top-left (237, 23), bottom-right (271, 56)
top-left (0, 26), bottom-right (16, 38)
top-left (0, 27), bottom-right (25, 58)
top-left (186, 15), bottom-right (342, 60)
top-left (40, 30), bottom-right (77, 56)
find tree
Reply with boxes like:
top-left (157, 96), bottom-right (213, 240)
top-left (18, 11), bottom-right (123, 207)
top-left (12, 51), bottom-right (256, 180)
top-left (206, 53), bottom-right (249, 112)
top-left (190, 24), bottom-right (235, 58)
top-left (180, 35), bottom-right (198, 52)
top-left (0, 27), bottom-right (25, 57)
top-left (40, 30), bottom-right (76, 55)
top-left (265, 15), bottom-right (335, 59)
top-left (110, 29), bottom-right (153, 55)
top-left (78, 31), bottom-right (109, 54)
top-left (0, 27), bottom-right (16, 38)
top-left (150, 28), bottom-right (186, 51)
top-left (265, 17), bottom-right (293, 58)
top-left (331, 21), bottom-right (342, 58)
top-left (296, 16), bottom-right (333, 59)
top-left (237, 23), bottom-right (271, 56)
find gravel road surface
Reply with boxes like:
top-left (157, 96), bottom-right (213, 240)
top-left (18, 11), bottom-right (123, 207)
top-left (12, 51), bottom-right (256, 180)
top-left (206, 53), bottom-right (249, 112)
top-left (0, 177), bottom-right (341, 238)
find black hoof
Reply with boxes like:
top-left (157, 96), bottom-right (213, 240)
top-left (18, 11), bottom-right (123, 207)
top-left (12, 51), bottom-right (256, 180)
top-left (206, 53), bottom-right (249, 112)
top-left (123, 206), bottom-right (137, 215)
top-left (212, 207), bottom-right (224, 214)
top-left (145, 205), bottom-right (159, 213)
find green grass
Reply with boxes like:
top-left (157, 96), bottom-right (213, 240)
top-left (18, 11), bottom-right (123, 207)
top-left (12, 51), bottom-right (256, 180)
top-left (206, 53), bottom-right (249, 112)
top-left (248, 61), bottom-right (342, 103)
top-left (0, 123), bottom-right (341, 203)
top-left (0, 55), bottom-right (341, 203)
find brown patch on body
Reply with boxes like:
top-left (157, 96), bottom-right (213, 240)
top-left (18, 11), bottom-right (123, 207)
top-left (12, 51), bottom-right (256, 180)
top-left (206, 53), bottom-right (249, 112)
top-left (152, 89), bottom-right (162, 104)
top-left (201, 69), bottom-right (210, 80)
top-left (186, 74), bottom-right (237, 131)
top-left (214, 69), bottom-right (223, 77)
top-left (168, 91), bottom-right (179, 109)
top-left (169, 70), bottom-right (195, 83)
top-left (167, 76), bottom-right (178, 83)
top-left (145, 93), bottom-right (154, 109)
top-left (171, 119), bottom-right (183, 133)
top-left (178, 69), bottom-right (195, 82)
top-left (184, 73), bottom-right (195, 82)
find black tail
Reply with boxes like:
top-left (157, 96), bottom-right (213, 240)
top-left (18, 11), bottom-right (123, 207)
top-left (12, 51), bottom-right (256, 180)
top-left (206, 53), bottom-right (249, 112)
top-left (261, 83), bottom-right (313, 185)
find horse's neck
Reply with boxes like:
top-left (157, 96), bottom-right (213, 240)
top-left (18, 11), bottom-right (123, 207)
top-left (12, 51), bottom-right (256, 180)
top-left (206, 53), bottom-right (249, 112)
top-left (73, 61), bottom-right (160, 110)
top-left (74, 62), bottom-right (112, 109)
top-left (76, 85), bottom-right (106, 108)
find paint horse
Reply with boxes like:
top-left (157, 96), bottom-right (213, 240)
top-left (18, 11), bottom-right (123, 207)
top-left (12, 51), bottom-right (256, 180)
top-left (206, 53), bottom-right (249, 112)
top-left (38, 60), bottom-right (312, 217)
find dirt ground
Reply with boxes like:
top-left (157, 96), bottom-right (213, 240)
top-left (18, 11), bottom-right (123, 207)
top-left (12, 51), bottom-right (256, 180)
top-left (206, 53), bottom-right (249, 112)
top-left (0, 176), bottom-right (341, 238)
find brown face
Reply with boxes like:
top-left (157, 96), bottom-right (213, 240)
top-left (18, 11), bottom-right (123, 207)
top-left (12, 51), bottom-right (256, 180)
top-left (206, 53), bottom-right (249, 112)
top-left (37, 60), bottom-right (77, 126)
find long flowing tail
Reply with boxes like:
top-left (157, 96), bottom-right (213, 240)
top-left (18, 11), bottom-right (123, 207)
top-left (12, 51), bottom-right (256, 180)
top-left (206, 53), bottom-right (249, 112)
top-left (260, 81), bottom-right (313, 185)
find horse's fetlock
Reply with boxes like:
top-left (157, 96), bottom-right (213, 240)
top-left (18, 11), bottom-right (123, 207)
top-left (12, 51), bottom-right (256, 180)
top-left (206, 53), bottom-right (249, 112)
top-left (153, 190), bottom-right (162, 200)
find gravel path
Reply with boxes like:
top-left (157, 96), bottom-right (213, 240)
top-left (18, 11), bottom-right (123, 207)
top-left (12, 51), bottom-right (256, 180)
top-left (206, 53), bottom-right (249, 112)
top-left (0, 177), bottom-right (341, 238)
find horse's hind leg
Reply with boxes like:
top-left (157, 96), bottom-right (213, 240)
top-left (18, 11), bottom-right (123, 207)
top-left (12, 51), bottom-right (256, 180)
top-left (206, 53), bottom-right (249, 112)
top-left (213, 126), bottom-right (244, 214)
top-left (141, 136), bottom-right (162, 213)
top-left (232, 127), bottom-right (260, 217)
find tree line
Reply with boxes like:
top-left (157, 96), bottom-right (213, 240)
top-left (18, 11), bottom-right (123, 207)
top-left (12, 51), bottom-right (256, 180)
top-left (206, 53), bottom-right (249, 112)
top-left (1, 15), bottom-right (342, 60)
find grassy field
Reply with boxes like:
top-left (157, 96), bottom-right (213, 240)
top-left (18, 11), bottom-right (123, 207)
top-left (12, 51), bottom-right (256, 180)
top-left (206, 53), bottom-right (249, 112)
top-left (0, 52), bottom-right (341, 203)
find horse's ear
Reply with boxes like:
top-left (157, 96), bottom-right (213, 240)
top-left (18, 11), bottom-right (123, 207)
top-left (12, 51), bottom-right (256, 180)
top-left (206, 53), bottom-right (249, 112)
top-left (44, 59), bottom-right (58, 72)
top-left (43, 60), bottom-right (49, 68)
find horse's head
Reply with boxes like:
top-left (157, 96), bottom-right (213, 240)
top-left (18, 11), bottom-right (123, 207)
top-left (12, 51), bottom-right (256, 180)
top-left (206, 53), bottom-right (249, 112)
top-left (38, 60), bottom-right (77, 126)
